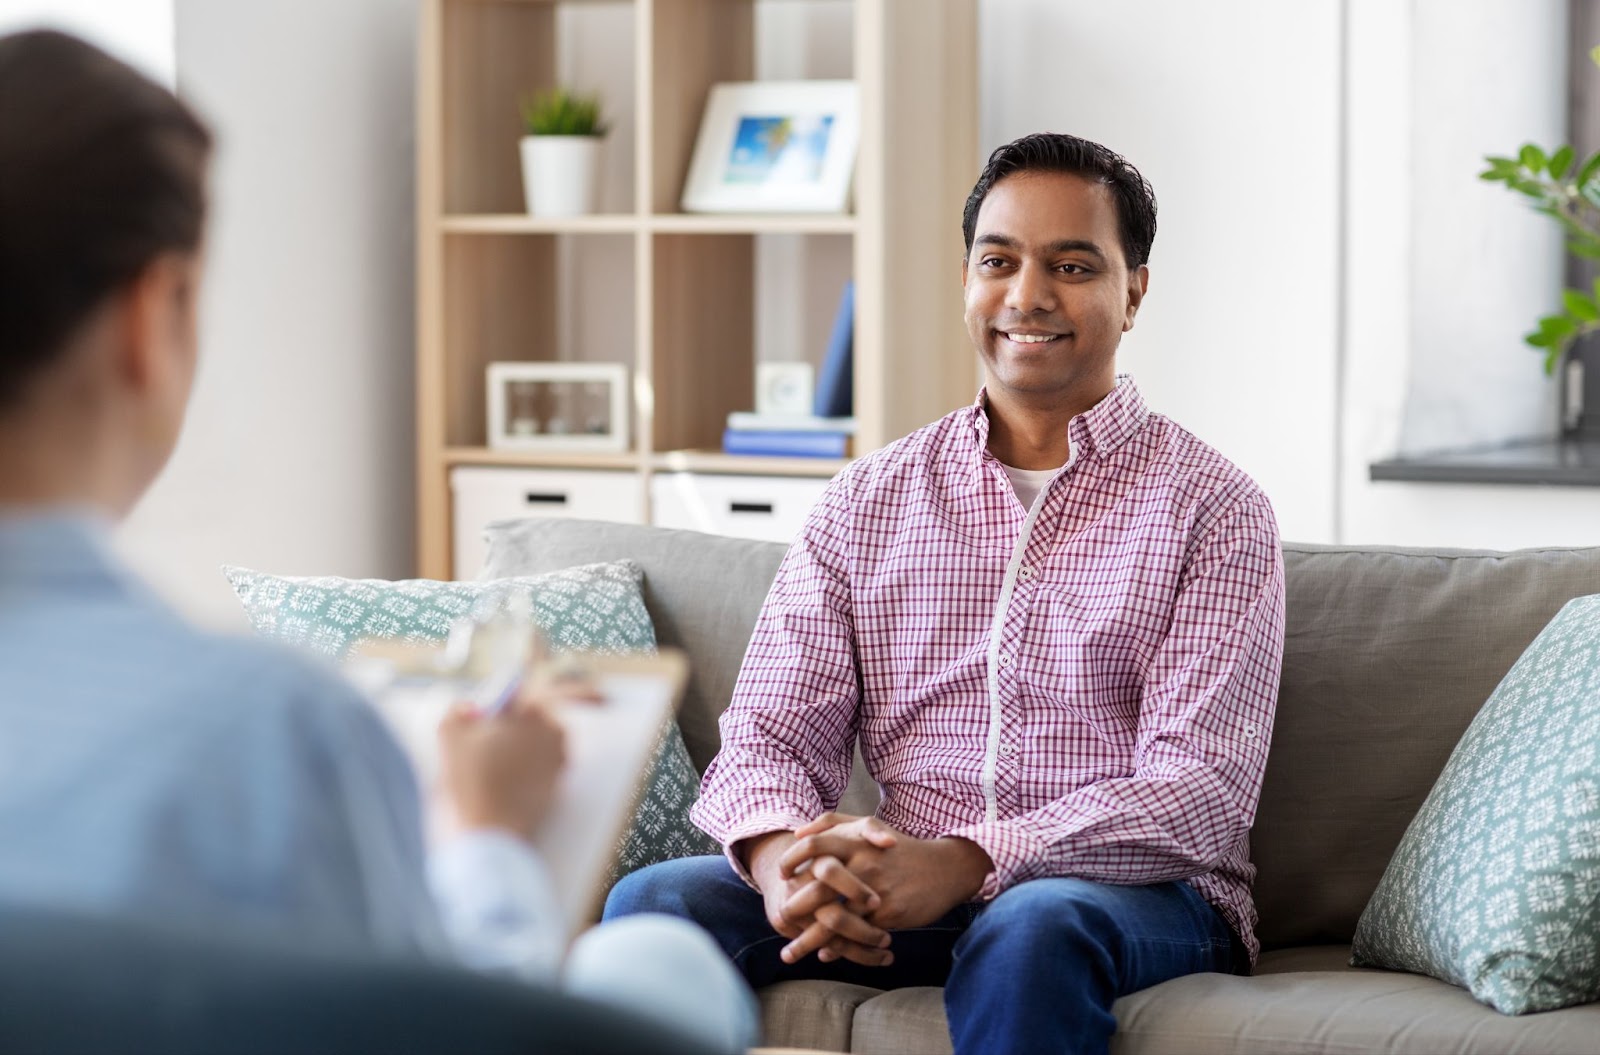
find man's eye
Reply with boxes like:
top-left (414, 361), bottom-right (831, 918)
top-left (980, 257), bottom-right (1008, 268)
top-left (1058, 263), bottom-right (1090, 275)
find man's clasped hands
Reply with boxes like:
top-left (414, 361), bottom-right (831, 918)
top-left (741, 814), bottom-right (995, 967)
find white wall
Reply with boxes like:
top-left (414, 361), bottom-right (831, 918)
top-left (1398, 0), bottom-right (1565, 455)
top-left (115, 0), bottom-right (419, 628)
top-left (980, 0), bottom-right (1344, 544)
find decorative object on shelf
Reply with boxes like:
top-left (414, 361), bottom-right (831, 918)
top-left (486, 361), bottom-right (629, 453)
top-left (727, 411), bottom-right (856, 434)
top-left (755, 361), bottom-right (814, 416)
top-left (814, 279), bottom-right (855, 418)
top-left (681, 80), bottom-right (859, 214)
top-left (721, 427), bottom-right (850, 459)
top-left (518, 87), bottom-right (609, 217)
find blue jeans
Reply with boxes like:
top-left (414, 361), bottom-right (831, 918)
top-left (603, 856), bottom-right (1240, 1055)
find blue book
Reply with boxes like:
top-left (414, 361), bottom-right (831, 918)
top-left (813, 280), bottom-right (854, 418)
top-left (722, 428), bottom-right (850, 458)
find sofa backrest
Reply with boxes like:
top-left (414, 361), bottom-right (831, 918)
top-left (1254, 542), bottom-right (1600, 948)
top-left (482, 518), bottom-right (1600, 950)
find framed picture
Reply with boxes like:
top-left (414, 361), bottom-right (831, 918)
top-left (680, 80), bottom-right (859, 214)
top-left (486, 361), bottom-right (630, 453)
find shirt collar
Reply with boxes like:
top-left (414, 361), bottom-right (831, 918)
top-left (965, 374), bottom-right (1151, 481)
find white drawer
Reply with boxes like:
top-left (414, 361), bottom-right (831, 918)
top-left (451, 466), bottom-right (644, 579)
top-left (650, 472), bottom-right (832, 543)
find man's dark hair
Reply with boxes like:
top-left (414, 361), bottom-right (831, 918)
top-left (0, 30), bottom-right (212, 406)
top-left (962, 132), bottom-right (1157, 270)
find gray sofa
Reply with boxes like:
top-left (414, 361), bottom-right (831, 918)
top-left (482, 518), bottom-right (1600, 1054)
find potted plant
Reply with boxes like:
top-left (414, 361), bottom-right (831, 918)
top-left (1480, 45), bottom-right (1600, 434)
top-left (518, 88), bottom-right (609, 217)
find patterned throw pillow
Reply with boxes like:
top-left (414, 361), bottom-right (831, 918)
top-left (1351, 595), bottom-right (1600, 1014)
top-left (222, 562), bottom-right (718, 890)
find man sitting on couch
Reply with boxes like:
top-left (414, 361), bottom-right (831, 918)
top-left (606, 132), bottom-right (1287, 1055)
top-left (0, 29), bottom-right (751, 1053)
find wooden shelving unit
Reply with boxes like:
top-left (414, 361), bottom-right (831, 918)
top-left (416, 0), bottom-right (977, 578)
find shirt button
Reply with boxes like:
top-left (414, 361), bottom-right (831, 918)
top-left (1017, 566), bottom-right (1035, 582)
top-left (998, 742), bottom-right (1018, 758)
top-left (997, 652), bottom-right (1012, 667)
top-left (1243, 724), bottom-right (1259, 739)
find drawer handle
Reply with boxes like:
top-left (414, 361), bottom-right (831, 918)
top-left (524, 492), bottom-right (569, 505)
top-left (729, 501), bottom-right (775, 515)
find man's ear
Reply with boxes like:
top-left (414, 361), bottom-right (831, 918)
top-left (960, 254), bottom-right (969, 292)
top-left (1123, 265), bottom-right (1149, 332)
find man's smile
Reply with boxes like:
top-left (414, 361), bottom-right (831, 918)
top-left (997, 330), bottom-right (1068, 346)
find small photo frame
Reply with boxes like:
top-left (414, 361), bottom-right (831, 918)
top-left (680, 80), bottom-right (859, 214)
top-left (486, 361), bottom-right (630, 453)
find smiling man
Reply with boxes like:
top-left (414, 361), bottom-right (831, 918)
top-left (605, 133), bottom-right (1286, 1055)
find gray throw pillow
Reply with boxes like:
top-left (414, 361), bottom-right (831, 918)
top-left (222, 562), bottom-right (718, 891)
top-left (1351, 595), bottom-right (1600, 1014)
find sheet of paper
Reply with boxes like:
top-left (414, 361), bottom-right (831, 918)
top-left (353, 653), bottom-right (686, 940)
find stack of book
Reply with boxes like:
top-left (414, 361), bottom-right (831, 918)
top-left (723, 280), bottom-right (855, 459)
top-left (721, 413), bottom-right (856, 458)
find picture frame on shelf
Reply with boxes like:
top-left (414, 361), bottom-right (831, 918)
top-left (680, 80), bottom-right (859, 214)
top-left (486, 361), bottom-right (630, 453)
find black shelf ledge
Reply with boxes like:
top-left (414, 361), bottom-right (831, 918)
top-left (1369, 437), bottom-right (1600, 486)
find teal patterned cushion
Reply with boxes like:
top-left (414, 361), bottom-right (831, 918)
top-left (1351, 596), bottom-right (1600, 1014)
top-left (221, 562), bottom-right (718, 889)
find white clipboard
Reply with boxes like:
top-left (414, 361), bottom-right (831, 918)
top-left (352, 650), bottom-right (688, 941)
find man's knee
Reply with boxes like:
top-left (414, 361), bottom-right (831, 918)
top-left (603, 855), bottom-right (739, 922)
top-left (960, 878), bottom-right (1121, 959)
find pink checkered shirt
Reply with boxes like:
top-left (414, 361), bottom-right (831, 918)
top-left (691, 376), bottom-right (1285, 962)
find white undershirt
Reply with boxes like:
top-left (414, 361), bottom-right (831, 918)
top-left (1000, 462), bottom-right (1061, 511)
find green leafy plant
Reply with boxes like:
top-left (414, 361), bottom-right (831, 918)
top-left (519, 88), bottom-right (608, 137)
top-left (1480, 45), bottom-right (1600, 374)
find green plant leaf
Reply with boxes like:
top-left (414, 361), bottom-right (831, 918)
top-left (1570, 239), bottom-right (1600, 259)
top-left (1581, 150), bottom-right (1600, 187)
top-left (1521, 143), bottom-right (1548, 171)
top-left (1591, 43), bottom-right (1600, 67)
top-left (1591, 275), bottom-right (1600, 304)
top-left (519, 87), bottom-right (608, 137)
top-left (1527, 329), bottom-right (1556, 348)
top-left (1551, 145), bottom-right (1576, 180)
top-left (1543, 314), bottom-right (1578, 339)
top-left (1564, 289), bottom-right (1599, 321)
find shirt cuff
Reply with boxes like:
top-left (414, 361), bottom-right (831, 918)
top-left (428, 828), bottom-right (564, 983)
top-left (942, 820), bottom-right (1049, 900)
top-left (716, 814), bottom-right (814, 889)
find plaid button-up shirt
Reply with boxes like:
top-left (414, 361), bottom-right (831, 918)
top-left (691, 376), bottom-right (1285, 962)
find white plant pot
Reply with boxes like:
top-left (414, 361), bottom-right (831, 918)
top-left (520, 135), bottom-right (603, 217)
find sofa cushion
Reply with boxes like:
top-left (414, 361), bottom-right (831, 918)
top-left (1253, 543), bottom-right (1600, 951)
top-left (1350, 595), bottom-right (1600, 1013)
top-left (758, 980), bottom-right (882, 1052)
top-left (223, 561), bottom-right (657, 658)
top-left (221, 561), bottom-right (718, 887)
top-left (788, 947), bottom-right (1600, 1054)
top-left (1106, 945), bottom-right (1600, 1055)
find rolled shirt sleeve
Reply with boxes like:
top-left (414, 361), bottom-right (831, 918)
top-left (689, 477), bottom-right (863, 883)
